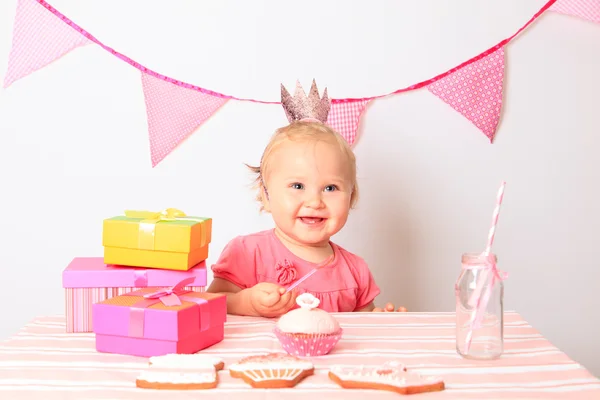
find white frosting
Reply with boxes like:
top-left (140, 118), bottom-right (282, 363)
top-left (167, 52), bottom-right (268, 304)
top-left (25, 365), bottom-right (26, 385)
top-left (229, 354), bottom-right (313, 381)
top-left (330, 362), bottom-right (443, 388)
top-left (296, 293), bottom-right (320, 309)
top-left (137, 370), bottom-right (216, 384)
top-left (235, 367), bottom-right (308, 382)
top-left (229, 362), bottom-right (314, 372)
top-left (138, 353), bottom-right (222, 385)
top-left (148, 353), bottom-right (222, 368)
top-left (277, 293), bottom-right (340, 334)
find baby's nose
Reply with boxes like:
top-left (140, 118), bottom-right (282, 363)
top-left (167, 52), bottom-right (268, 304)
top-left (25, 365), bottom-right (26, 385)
top-left (304, 191), bottom-right (324, 208)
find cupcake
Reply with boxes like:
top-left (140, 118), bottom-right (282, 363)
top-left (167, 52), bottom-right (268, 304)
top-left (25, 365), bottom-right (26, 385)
top-left (274, 292), bottom-right (342, 356)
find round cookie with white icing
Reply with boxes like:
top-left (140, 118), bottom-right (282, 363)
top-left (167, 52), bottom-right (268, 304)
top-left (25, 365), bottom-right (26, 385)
top-left (229, 353), bottom-right (314, 388)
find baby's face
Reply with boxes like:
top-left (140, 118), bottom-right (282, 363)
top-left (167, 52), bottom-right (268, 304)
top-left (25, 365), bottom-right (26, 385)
top-left (264, 138), bottom-right (354, 247)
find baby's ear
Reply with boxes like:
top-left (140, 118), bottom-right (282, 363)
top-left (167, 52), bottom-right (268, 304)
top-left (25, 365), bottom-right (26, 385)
top-left (261, 187), bottom-right (271, 213)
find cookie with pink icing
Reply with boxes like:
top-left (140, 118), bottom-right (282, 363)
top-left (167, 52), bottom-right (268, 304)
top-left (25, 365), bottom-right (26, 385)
top-left (274, 293), bottom-right (343, 356)
top-left (229, 353), bottom-right (314, 388)
top-left (328, 361), bottom-right (445, 395)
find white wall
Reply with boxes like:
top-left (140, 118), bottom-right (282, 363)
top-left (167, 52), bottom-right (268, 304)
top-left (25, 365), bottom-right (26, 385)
top-left (1, 0), bottom-right (599, 376)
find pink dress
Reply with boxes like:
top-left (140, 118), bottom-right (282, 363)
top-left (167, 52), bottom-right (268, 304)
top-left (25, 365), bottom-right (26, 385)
top-left (211, 229), bottom-right (380, 312)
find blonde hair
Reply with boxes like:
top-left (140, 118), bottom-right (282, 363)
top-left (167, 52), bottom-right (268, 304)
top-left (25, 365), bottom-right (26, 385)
top-left (247, 121), bottom-right (359, 211)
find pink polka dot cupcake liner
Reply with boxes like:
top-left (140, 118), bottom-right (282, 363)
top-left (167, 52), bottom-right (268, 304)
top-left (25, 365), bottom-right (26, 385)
top-left (273, 327), bottom-right (343, 357)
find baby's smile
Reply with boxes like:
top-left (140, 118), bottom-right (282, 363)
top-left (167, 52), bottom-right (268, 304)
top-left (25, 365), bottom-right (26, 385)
top-left (298, 216), bottom-right (326, 226)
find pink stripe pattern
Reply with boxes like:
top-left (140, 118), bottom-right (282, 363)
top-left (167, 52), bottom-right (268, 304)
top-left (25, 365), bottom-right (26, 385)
top-left (485, 181), bottom-right (506, 255)
top-left (3, 0), bottom-right (90, 88)
top-left (550, 0), bottom-right (600, 23)
top-left (65, 286), bottom-right (205, 333)
top-left (1, 312), bottom-right (599, 399)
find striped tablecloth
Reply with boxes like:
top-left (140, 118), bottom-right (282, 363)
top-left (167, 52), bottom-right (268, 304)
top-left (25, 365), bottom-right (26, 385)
top-left (0, 312), bottom-right (599, 399)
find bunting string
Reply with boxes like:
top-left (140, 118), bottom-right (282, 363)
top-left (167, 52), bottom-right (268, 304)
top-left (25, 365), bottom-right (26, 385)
top-left (4, 0), bottom-right (597, 166)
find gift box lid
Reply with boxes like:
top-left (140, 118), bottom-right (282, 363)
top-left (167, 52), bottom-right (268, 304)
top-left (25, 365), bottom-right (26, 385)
top-left (62, 257), bottom-right (207, 288)
top-left (102, 209), bottom-right (212, 253)
top-left (92, 288), bottom-right (226, 341)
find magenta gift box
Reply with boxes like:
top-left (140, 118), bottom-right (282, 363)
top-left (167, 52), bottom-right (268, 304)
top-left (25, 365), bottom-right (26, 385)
top-left (62, 257), bottom-right (207, 333)
top-left (92, 286), bottom-right (227, 357)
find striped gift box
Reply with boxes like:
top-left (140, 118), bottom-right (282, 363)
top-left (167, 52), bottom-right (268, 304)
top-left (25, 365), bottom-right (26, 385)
top-left (62, 257), bottom-right (207, 333)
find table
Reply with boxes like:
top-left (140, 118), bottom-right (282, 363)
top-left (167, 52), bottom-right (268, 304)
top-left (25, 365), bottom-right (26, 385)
top-left (0, 311), bottom-right (598, 399)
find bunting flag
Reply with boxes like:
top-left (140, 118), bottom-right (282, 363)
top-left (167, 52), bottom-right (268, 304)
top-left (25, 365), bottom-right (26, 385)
top-left (427, 48), bottom-right (505, 142)
top-left (550, 0), bottom-right (600, 24)
top-left (327, 100), bottom-right (370, 145)
top-left (1, 0), bottom-right (576, 166)
top-left (3, 0), bottom-right (90, 88)
top-left (142, 72), bottom-right (229, 167)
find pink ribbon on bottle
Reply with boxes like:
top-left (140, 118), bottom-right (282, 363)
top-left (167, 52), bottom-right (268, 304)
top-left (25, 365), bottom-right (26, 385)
top-left (466, 254), bottom-right (508, 330)
top-left (123, 277), bottom-right (210, 337)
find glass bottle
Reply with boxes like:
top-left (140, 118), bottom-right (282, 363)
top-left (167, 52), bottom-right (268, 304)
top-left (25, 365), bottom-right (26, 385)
top-left (455, 253), bottom-right (504, 360)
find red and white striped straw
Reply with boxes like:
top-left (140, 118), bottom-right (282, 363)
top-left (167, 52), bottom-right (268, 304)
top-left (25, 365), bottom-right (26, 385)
top-left (484, 181), bottom-right (506, 255)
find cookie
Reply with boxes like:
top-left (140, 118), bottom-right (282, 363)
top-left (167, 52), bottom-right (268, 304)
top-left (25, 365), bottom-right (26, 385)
top-left (136, 353), bottom-right (224, 390)
top-left (229, 353), bottom-right (314, 388)
top-left (328, 361), bottom-right (445, 395)
top-left (136, 370), bottom-right (218, 390)
top-left (148, 353), bottom-right (225, 371)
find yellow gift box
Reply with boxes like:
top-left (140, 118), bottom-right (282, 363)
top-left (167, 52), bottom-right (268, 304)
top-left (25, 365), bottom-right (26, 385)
top-left (102, 208), bottom-right (212, 271)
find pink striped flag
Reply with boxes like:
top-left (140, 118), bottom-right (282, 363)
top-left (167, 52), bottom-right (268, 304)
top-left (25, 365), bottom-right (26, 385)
top-left (141, 72), bottom-right (229, 167)
top-left (427, 47), bottom-right (505, 142)
top-left (3, 0), bottom-right (91, 88)
top-left (550, 0), bottom-right (600, 23)
top-left (327, 99), bottom-right (370, 146)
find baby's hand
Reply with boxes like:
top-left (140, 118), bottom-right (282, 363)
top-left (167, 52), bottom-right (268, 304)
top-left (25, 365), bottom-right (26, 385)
top-left (373, 302), bottom-right (408, 312)
top-left (249, 282), bottom-right (297, 318)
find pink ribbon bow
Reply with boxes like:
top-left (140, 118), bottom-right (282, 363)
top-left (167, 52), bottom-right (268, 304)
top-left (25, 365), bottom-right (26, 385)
top-left (123, 277), bottom-right (208, 337)
top-left (275, 259), bottom-right (298, 286)
top-left (142, 276), bottom-right (195, 306)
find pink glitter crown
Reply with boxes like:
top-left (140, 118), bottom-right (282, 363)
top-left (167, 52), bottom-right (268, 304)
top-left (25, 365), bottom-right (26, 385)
top-left (281, 79), bottom-right (331, 124)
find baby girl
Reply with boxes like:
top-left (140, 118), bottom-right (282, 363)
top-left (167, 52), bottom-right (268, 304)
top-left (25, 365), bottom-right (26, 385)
top-left (207, 81), bottom-right (404, 317)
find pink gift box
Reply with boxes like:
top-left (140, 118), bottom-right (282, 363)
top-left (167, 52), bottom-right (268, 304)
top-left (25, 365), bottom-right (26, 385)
top-left (92, 281), bottom-right (226, 357)
top-left (62, 257), bottom-right (207, 333)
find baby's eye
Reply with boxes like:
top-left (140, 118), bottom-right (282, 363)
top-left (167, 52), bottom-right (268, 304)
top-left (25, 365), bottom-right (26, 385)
top-left (324, 185), bottom-right (338, 192)
top-left (291, 183), bottom-right (304, 190)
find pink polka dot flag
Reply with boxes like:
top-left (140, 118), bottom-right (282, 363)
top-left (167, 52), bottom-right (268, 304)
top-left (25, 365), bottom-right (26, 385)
top-left (326, 100), bottom-right (370, 146)
top-left (141, 72), bottom-right (228, 167)
top-left (427, 48), bottom-right (505, 142)
top-left (550, 0), bottom-right (600, 24)
top-left (3, 0), bottom-right (90, 88)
